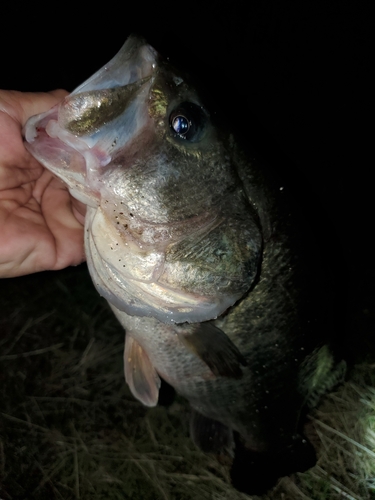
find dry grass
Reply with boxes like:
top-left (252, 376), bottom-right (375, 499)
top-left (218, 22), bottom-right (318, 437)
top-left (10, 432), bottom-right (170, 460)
top-left (273, 364), bottom-right (375, 500)
top-left (1, 265), bottom-right (374, 499)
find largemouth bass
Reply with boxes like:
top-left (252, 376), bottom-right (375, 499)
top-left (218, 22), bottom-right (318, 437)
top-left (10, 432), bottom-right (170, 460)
top-left (24, 35), bottom-right (344, 494)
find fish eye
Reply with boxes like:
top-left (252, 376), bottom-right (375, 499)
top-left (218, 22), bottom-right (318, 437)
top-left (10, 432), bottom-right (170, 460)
top-left (171, 114), bottom-right (190, 136)
top-left (169, 102), bottom-right (207, 142)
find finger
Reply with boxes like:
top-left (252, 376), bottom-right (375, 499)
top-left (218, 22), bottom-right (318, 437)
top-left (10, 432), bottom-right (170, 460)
top-left (42, 177), bottom-right (86, 269)
top-left (72, 198), bottom-right (87, 226)
top-left (0, 89), bottom-right (68, 126)
top-left (32, 168), bottom-right (87, 225)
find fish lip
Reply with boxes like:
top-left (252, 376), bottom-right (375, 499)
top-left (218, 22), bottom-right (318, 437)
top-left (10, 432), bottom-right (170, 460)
top-left (24, 113), bottom-right (101, 206)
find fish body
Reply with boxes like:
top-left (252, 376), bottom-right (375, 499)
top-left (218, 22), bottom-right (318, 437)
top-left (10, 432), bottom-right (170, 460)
top-left (24, 36), bottom-right (344, 494)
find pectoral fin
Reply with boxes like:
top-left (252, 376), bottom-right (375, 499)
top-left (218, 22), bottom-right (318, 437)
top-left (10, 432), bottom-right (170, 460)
top-left (177, 323), bottom-right (247, 379)
top-left (124, 334), bottom-right (161, 407)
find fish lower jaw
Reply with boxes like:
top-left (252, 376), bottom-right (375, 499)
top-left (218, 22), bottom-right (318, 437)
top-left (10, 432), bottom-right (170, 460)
top-left (90, 261), bottom-right (236, 324)
top-left (87, 245), bottom-right (238, 325)
top-left (85, 216), bottom-right (241, 323)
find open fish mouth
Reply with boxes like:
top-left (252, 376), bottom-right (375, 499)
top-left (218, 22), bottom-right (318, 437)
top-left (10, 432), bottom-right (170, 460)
top-left (24, 36), bottom-right (157, 207)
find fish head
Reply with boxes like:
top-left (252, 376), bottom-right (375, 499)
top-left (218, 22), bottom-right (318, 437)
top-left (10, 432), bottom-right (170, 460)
top-left (24, 35), bottom-right (262, 324)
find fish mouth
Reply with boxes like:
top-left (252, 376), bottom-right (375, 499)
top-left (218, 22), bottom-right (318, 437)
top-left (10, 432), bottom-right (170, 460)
top-left (24, 36), bottom-right (157, 207)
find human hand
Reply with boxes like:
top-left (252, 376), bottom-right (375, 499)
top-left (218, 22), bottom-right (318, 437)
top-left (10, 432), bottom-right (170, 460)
top-left (0, 90), bottom-right (86, 278)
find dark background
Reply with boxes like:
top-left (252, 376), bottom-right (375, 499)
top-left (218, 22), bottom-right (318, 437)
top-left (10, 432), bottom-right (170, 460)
top-left (1, 3), bottom-right (373, 359)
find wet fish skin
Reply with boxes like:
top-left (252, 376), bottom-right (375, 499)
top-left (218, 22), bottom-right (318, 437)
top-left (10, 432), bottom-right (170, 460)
top-left (24, 35), bottom-right (343, 494)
